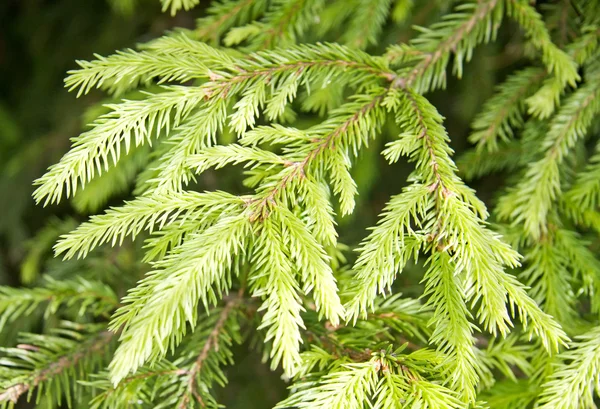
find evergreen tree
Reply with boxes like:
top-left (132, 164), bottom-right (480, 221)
top-left (1, 0), bottom-right (600, 408)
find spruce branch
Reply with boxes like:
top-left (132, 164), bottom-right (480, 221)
top-left (277, 359), bottom-right (379, 409)
top-left (563, 141), bottom-right (600, 214)
top-left (468, 67), bottom-right (546, 151)
top-left (179, 293), bottom-right (242, 408)
top-left (87, 298), bottom-right (242, 409)
top-left (250, 215), bottom-right (305, 376)
top-left (0, 277), bottom-right (118, 331)
top-left (342, 0), bottom-right (394, 50)
top-left (457, 140), bottom-right (526, 180)
top-left (246, 90), bottom-right (388, 220)
top-left (253, 0), bottom-right (324, 48)
top-left (520, 231), bottom-right (578, 325)
top-left (0, 323), bottom-right (114, 408)
top-left (392, 0), bottom-right (503, 93)
top-left (196, 0), bottom-right (267, 42)
top-left (423, 252), bottom-right (479, 402)
top-left (71, 145), bottom-right (150, 213)
top-left (33, 86), bottom-right (207, 205)
top-left (108, 212), bottom-right (251, 384)
top-left (498, 78), bottom-right (600, 240)
top-left (537, 325), bottom-right (600, 408)
top-left (152, 99), bottom-right (229, 193)
top-left (25, 2), bottom-right (600, 407)
top-left (506, 0), bottom-right (580, 88)
top-left (64, 37), bottom-right (233, 97)
top-left (56, 190), bottom-right (244, 259)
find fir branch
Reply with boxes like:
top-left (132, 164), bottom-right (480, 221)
top-left (342, 0), bottom-right (394, 50)
top-left (497, 78), bottom-right (600, 240)
top-left (537, 325), bottom-right (600, 408)
top-left (33, 86), bottom-right (207, 205)
top-left (0, 277), bottom-right (118, 332)
top-left (394, 0), bottom-right (503, 93)
top-left (0, 323), bottom-right (114, 407)
top-left (108, 212), bottom-right (251, 384)
top-left (196, 0), bottom-right (267, 42)
top-left (56, 190), bottom-right (244, 259)
top-left (468, 67), bottom-right (547, 151)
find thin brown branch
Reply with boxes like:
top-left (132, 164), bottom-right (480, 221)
top-left (179, 291), bottom-right (243, 409)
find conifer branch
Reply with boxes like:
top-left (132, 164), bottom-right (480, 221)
top-left (468, 67), bottom-right (546, 151)
top-left (258, 0), bottom-right (324, 48)
top-left (196, 0), bottom-right (266, 42)
top-left (506, 0), bottom-right (579, 88)
top-left (393, 0), bottom-right (503, 93)
top-left (537, 326), bottom-right (600, 408)
top-left (25, 1), bottom-right (600, 407)
top-left (56, 190), bottom-right (244, 259)
top-left (342, 0), bottom-right (394, 50)
top-left (33, 86), bottom-right (207, 205)
top-left (161, 0), bottom-right (200, 16)
top-left (0, 277), bottom-right (118, 330)
top-left (498, 78), bottom-right (600, 240)
top-left (0, 324), bottom-right (114, 407)
top-left (108, 212), bottom-right (251, 384)
top-left (180, 293), bottom-right (241, 408)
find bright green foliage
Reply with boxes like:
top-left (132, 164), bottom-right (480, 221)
top-left (2, 0), bottom-right (600, 408)
top-left (0, 277), bottom-right (118, 331)
top-left (537, 326), bottom-right (600, 409)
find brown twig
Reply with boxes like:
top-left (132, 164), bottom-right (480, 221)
top-left (179, 290), bottom-right (243, 408)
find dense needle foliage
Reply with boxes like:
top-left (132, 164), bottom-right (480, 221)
top-left (1, 0), bottom-right (600, 408)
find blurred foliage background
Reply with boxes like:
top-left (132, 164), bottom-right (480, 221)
top-left (0, 1), bottom-right (522, 407)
